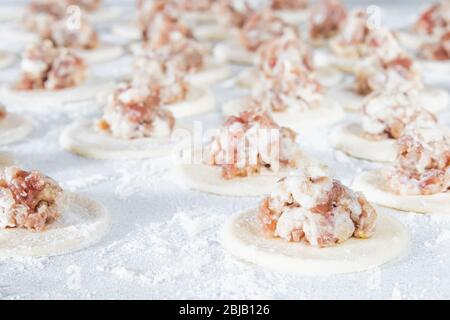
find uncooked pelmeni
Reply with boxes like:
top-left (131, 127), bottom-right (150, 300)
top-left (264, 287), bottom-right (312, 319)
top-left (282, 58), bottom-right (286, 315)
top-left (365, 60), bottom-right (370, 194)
top-left (235, 67), bottom-right (343, 88)
top-left (0, 51), bottom-right (15, 70)
top-left (222, 98), bottom-right (344, 131)
top-left (0, 113), bottom-right (32, 146)
top-left (353, 170), bottom-right (450, 214)
top-left (221, 208), bottom-right (409, 275)
top-left (165, 87), bottom-right (216, 118)
top-left (0, 79), bottom-right (114, 113)
top-left (329, 123), bottom-right (397, 163)
top-left (60, 120), bottom-right (176, 160)
top-left (0, 192), bottom-right (111, 258)
top-left (328, 85), bottom-right (449, 113)
top-left (77, 45), bottom-right (124, 64)
top-left (173, 163), bottom-right (292, 197)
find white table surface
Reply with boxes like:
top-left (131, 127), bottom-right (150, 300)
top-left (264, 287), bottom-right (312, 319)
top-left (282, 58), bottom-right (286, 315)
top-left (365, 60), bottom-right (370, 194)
top-left (0, 0), bottom-right (450, 300)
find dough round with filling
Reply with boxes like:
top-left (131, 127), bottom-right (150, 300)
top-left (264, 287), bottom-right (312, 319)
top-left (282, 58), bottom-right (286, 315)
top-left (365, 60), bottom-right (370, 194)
top-left (329, 123), bottom-right (396, 162)
top-left (221, 208), bottom-right (409, 275)
top-left (60, 120), bottom-right (175, 160)
top-left (235, 67), bottom-right (343, 88)
top-left (165, 86), bottom-right (216, 118)
top-left (329, 85), bottom-right (449, 113)
top-left (353, 170), bottom-right (450, 214)
top-left (222, 98), bottom-right (344, 130)
top-left (0, 192), bottom-right (110, 258)
top-left (77, 45), bottom-right (124, 64)
top-left (0, 51), bottom-right (15, 70)
top-left (0, 79), bottom-right (114, 113)
top-left (173, 163), bottom-right (289, 197)
top-left (0, 113), bottom-right (32, 146)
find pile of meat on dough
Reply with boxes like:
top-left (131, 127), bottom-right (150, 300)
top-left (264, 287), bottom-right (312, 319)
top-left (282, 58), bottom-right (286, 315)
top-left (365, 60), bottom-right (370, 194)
top-left (132, 54), bottom-right (190, 106)
top-left (420, 31), bottom-right (450, 61)
top-left (361, 90), bottom-right (437, 141)
top-left (216, 0), bottom-right (268, 29)
top-left (309, 0), bottom-right (347, 41)
top-left (239, 10), bottom-right (299, 52)
top-left (354, 29), bottom-right (422, 96)
top-left (258, 165), bottom-right (377, 247)
top-left (252, 57), bottom-right (323, 112)
top-left (0, 167), bottom-right (65, 232)
top-left (203, 109), bottom-right (302, 180)
top-left (97, 82), bottom-right (175, 140)
top-left (257, 30), bottom-right (314, 77)
top-left (415, 0), bottom-right (450, 38)
top-left (15, 40), bottom-right (87, 91)
top-left (24, 0), bottom-right (100, 50)
top-left (384, 124), bottom-right (450, 196)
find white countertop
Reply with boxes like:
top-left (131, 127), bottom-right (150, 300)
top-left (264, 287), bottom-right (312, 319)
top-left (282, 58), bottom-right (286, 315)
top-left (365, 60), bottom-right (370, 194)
top-left (0, 0), bottom-right (450, 300)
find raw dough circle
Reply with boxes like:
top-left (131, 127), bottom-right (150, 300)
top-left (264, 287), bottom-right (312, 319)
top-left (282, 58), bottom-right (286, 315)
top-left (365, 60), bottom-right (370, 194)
top-left (187, 61), bottom-right (231, 86)
top-left (352, 170), bottom-right (450, 214)
top-left (0, 79), bottom-right (114, 113)
top-left (77, 45), bottom-right (124, 64)
top-left (111, 23), bottom-right (140, 41)
top-left (214, 42), bottom-right (255, 65)
top-left (60, 120), bottom-right (175, 160)
top-left (0, 113), bottom-right (32, 146)
top-left (165, 87), bottom-right (216, 118)
top-left (0, 192), bottom-right (111, 258)
top-left (275, 9), bottom-right (310, 24)
top-left (329, 85), bottom-right (449, 113)
top-left (329, 123), bottom-right (396, 162)
top-left (173, 163), bottom-right (289, 197)
top-left (86, 6), bottom-right (121, 24)
top-left (314, 49), bottom-right (356, 73)
top-left (222, 97), bottom-right (344, 130)
top-left (235, 67), bottom-right (343, 88)
top-left (0, 51), bottom-right (15, 69)
top-left (221, 208), bottom-right (409, 275)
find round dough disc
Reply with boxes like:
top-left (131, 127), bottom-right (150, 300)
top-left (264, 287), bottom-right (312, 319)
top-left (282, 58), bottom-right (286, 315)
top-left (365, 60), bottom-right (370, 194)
top-left (329, 123), bottom-right (396, 162)
top-left (314, 49), bottom-right (356, 73)
top-left (235, 67), bottom-right (343, 88)
top-left (77, 45), bottom-right (124, 64)
top-left (328, 85), bottom-right (449, 113)
top-left (86, 6), bottom-right (121, 24)
top-left (0, 79), bottom-right (114, 113)
top-left (214, 42), bottom-right (255, 65)
top-left (222, 97), bottom-right (344, 130)
top-left (221, 208), bottom-right (409, 275)
top-left (173, 163), bottom-right (288, 197)
top-left (0, 192), bottom-right (111, 258)
top-left (0, 113), bottom-right (32, 146)
top-left (60, 120), bottom-right (175, 160)
top-left (0, 51), bottom-right (15, 70)
top-left (353, 170), bottom-right (450, 214)
top-left (187, 60), bottom-right (231, 86)
top-left (165, 87), bottom-right (216, 118)
top-left (275, 9), bottom-right (310, 24)
top-left (111, 23), bottom-right (140, 41)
